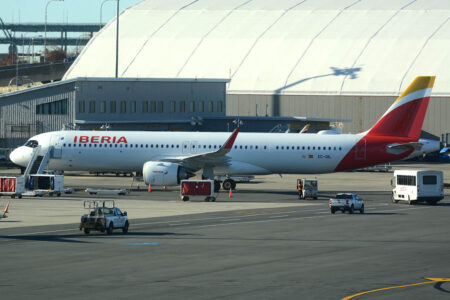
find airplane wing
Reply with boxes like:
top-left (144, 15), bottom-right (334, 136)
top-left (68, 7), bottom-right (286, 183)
top-left (387, 142), bottom-right (423, 154)
top-left (152, 127), bottom-right (240, 171)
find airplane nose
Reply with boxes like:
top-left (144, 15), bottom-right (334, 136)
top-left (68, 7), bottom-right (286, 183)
top-left (9, 147), bottom-right (30, 167)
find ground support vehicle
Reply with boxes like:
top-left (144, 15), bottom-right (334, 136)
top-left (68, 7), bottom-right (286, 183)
top-left (0, 176), bottom-right (25, 198)
top-left (391, 170), bottom-right (444, 205)
top-left (329, 193), bottom-right (364, 214)
top-left (297, 179), bottom-right (318, 199)
top-left (180, 180), bottom-right (215, 202)
top-left (27, 174), bottom-right (64, 196)
top-left (79, 200), bottom-right (129, 234)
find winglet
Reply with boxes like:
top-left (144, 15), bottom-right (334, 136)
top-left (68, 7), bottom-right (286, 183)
top-left (223, 127), bottom-right (240, 149)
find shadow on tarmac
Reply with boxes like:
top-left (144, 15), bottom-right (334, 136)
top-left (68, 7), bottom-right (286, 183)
top-left (0, 232), bottom-right (186, 243)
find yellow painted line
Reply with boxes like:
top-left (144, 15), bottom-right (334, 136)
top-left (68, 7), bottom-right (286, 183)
top-left (342, 278), bottom-right (450, 300)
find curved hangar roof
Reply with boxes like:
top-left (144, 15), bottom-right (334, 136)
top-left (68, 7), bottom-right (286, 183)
top-left (64, 0), bottom-right (450, 96)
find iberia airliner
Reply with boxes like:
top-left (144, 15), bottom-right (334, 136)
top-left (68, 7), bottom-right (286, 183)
top-left (10, 77), bottom-right (440, 189)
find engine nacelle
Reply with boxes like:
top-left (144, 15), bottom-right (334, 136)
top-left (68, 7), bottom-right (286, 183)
top-left (143, 161), bottom-right (190, 186)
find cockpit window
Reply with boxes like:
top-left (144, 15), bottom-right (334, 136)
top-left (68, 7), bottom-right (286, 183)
top-left (24, 140), bottom-right (39, 148)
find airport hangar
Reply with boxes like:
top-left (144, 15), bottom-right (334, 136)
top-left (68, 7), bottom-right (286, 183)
top-left (1, 0), bottom-right (450, 148)
top-left (62, 0), bottom-right (450, 143)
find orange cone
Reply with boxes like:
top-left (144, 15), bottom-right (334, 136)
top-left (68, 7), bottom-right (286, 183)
top-left (148, 185), bottom-right (152, 192)
top-left (4, 201), bottom-right (9, 214)
top-left (163, 185), bottom-right (167, 190)
top-left (229, 188), bottom-right (233, 198)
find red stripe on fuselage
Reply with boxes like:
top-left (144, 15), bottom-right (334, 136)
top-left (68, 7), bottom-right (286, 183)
top-left (334, 135), bottom-right (416, 172)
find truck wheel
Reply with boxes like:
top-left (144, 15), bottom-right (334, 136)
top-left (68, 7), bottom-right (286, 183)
top-left (84, 228), bottom-right (90, 235)
top-left (222, 179), bottom-right (233, 191)
top-left (313, 197), bottom-right (318, 200)
top-left (210, 197), bottom-right (216, 202)
top-left (331, 208), bottom-right (336, 214)
top-left (182, 196), bottom-right (189, 201)
top-left (349, 205), bottom-right (354, 214)
top-left (205, 197), bottom-right (210, 202)
top-left (122, 221), bottom-right (129, 234)
top-left (107, 222), bottom-right (113, 235)
top-left (360, 205), bottom-right (364, 214)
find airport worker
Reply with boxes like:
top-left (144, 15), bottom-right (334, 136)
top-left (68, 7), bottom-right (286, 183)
top-left (297, 182), bottom-right (303, 199)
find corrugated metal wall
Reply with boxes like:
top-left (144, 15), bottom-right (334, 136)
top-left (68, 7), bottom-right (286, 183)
top-left (0, 82), bottom-right (76, 148)
top-left (227, 94), bottom-right (450, 138)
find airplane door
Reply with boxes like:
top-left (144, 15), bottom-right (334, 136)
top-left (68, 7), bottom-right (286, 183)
top-left (50, 135), bottom-right (62, 158)
top-left (355, 138), bottom-right (366, 160)
top-left (182, 141), bottom-right (189, 154)
top-left (190, 141), bottom-right (198, 154)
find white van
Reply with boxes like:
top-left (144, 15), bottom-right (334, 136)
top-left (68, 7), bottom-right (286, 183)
top-left (391, 170), bottom-right (444, 205)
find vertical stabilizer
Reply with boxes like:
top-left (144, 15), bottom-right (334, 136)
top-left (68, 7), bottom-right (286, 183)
top-left (367, 76), bottom-right (435, 138)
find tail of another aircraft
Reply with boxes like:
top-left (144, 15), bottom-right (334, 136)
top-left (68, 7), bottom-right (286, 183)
top-left (367, 76), bottom-right (435, 139)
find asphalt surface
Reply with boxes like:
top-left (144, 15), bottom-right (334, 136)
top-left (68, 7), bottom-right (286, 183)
top-left (1, 187), bottom-right (449, 299)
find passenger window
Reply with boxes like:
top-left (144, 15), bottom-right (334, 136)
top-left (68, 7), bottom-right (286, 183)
top-left (276, 146), bottom-right (279, 150)
top-left (312, 147), bottom-right (315, 150)
top-left (318, 147), bottom-right (321, 150)
top-left (339, 147), bottom-right (342, 150)
top-left (245, 146), bottom-right (247, 149)
top-left (255, 146), bottom-right (258, 149)
top-left (281, 146), bottom-right (284, 150)
top-left (130, 144), bottom-right (133, 148)
top-left (264, 146), bottom-right (267, 149)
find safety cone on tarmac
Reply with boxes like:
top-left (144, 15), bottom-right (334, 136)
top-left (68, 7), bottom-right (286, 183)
top-left (148, 185), bottom-right (152, 192)
top-left (163, 186), bottom-right (167, 190)
top-left (2, 201), bottom-right (9, 218)
top-left (229, 188), bottom-right (233, 198)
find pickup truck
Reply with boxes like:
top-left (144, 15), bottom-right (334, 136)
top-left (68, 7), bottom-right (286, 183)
top-left (80, 201), bottom-right (129, 234)
top-left (329, 193), bottom-right (364, 214)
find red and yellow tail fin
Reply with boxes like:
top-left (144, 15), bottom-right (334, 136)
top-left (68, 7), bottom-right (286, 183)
top-left (368, 76), bottom-right (435, 139)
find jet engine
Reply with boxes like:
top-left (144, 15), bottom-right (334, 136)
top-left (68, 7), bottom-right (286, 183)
top-left (142, 161), bottom-right (192, 186)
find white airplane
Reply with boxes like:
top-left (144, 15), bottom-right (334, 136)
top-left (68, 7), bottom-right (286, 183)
top-left (10, 76), bottom-right (440, 190)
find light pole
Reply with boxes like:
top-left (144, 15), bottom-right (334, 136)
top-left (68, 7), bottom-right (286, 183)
top-left (100, 0), bottom-right (115, 30)
top-left (115, 0), bottom-right (119, 78)
top-left (44, 0), bottom-right (64, 63)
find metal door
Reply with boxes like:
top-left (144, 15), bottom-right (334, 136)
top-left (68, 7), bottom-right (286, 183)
top-left (50, 135), bottom-right (62, 158)
top-left (182, 141), bottom-right (190, 154)
top-left (355, 138), bottom-right (366, 160)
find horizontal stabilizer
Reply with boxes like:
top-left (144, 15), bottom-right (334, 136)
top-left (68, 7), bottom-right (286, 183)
top-left (386, 142), bottom-right (423, 155)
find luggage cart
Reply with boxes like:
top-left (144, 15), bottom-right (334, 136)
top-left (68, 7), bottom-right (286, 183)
top-left (180, 180), bottom-right (216, 202)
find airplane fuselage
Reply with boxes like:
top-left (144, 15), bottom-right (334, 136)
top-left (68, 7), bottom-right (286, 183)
top-left (11, 130), bottom-right (430, 175)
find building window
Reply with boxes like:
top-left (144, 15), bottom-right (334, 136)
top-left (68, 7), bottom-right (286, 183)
top-left (89, 101), bottom-right (95, 113)
top-left (78, 101), bottom-right (85, 113)
top-left (208, 101), bottom-right (214, 113)
top-left (198, 101), bottom-right (204, 113)
top-left (170, 101), bottom-right (176, 113)
top-left (179, 101), bottom-right (185, 113)
top-left (131, 101), bottom-right (136, 113)
top-left (150, 101), bottom-right (156, 113)
top-left (120, 101), bottom-right (126, 113)
top-left (158, 101), bottom-right (164, 113)
top-left (100, 101), bottom-right (106, 113)
top-left (37, 99), bottom-right (68, 115)
top-left (142, 101), bottom-right (148, 113)
top-left (110, 101), bottom-right (116, 113)
top-left (190, 101), bottom-right (195, 113)
top-left (217, 101), bottom-right (223, 113)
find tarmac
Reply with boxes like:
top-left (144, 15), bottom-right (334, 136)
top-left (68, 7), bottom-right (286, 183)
top-left (0, 162), bottom-right (449, 299)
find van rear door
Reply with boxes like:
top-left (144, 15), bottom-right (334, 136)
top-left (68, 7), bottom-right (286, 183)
top-left (420, 173), bottom-right (441, 196)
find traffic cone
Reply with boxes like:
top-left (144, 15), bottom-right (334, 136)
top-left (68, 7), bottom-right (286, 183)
top-left (163, 186), bottom-right (167, 190)
top-left (229, 188), bottom-right (233, 198)
top-left (148, 185), bottom-right (152, 192)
